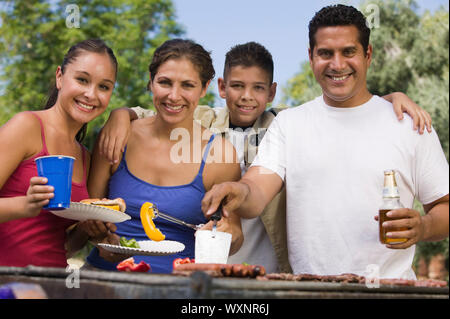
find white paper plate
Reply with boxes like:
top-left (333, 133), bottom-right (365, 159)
top-left (50, 202), bottom-right (131, 223)
top-left (98, 240), bottom-right (185, 256)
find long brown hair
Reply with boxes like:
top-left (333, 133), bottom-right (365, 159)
top-left (45, 39), bottom-right (118, 142)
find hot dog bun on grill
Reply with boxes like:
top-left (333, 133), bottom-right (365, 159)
top-left (80, 198), bottom-right (126, 212)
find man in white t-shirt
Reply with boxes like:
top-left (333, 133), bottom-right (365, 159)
top-left (202, 4), bottom-right (449, 279)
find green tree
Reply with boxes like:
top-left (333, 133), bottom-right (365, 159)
top-left (282, 61), bottom-right (321, 106)
top-left (0, 0), bottom-right (187, 149)
top-left (405, 8), bottom-right (449, 160)
top-left (360, 0), bottom-right (449, 160)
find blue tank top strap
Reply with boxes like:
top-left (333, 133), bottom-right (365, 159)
top-left (198, 134), bottom-right (215, 176)
top-left (118, 145), bottom-right (128, 170)
top-left (119, 137), bottom-right (214, 184)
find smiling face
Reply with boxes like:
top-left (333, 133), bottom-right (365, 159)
top-left (150, 57), bottom-right (208, 126)
top-left (219, 65), bottom-right (276, 127)
top-left (309, 25), bottom-right (372, 107)
top-left (55, 51), bottom-right (116, 123)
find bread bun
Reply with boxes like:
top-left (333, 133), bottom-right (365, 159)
top-left (80, 198), bottom-right (101, 205)
top-left (80, 198), bottom-right (126, 212)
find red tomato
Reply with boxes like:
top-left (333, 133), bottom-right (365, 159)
top-left (117, 257), bottom-right (151, 272)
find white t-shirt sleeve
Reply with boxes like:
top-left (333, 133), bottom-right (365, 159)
top-left (250, 110), bottom-right (286, 181)
top-left (414, 128), bottom-right (449, 204)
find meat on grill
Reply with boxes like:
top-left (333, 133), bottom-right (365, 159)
top-left (260, 273), bottom-right (448, 288)
top-left (171, 263), bottom-right (448, 288)
top-left (260, 273), bottom-right (364, 284)
top-left (172, 263), bottom-right (266, 278)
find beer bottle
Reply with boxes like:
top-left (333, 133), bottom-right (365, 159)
top-left (379, 170), bottom-right (408, 244)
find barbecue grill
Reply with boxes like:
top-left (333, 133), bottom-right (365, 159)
top-left (0, 265), bottom-right (448, 299)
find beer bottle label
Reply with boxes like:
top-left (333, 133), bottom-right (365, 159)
top-left (382, 186), bottom-right (400, 198)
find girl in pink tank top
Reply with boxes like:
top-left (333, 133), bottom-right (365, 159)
top-left (0, 113), bottom-right (89, 267)
top-left (0, 39), bottom-right (118, 267)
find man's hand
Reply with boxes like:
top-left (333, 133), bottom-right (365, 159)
top-left (375, 208), bottom-right (425, 249)
top-left (202, 182), bottom-right (250, 219)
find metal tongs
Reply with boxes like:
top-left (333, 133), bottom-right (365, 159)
top-left (152, 201), bottom-right (223, 233)
top-left (152, 205), bottom-right (204, 230)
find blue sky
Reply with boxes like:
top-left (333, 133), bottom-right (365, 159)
top-left (172, 0), bottom-right (449, 106)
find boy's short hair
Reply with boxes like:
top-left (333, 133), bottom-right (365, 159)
top-left (223, 42), bottom-right (274, 84)
top-left (309, 4), bottom-right (371, 55)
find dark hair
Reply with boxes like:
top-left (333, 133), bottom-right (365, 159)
top-left (45, 39), bottom-right (118, 142)
top-left (148, 39), bottom-right (215, 89)
top-left (224, 42), bottom-right (274, 84)
top-left (309, 4), bottom-right (371, 55)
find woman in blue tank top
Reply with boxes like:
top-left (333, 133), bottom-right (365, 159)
top-left (87, 39), bottom-right (243, 273)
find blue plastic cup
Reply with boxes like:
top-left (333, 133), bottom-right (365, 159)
top-left (35, 155), bottom-right (75, 210)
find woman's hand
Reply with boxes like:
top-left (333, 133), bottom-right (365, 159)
top-left (96, 230), bottom-right (132, 263)
top-left (200, 218), bottom-right (232, 233)
top-left (77, 220), bottom-right (116, 242)
top-left (199, 213), bottom-right (244, 256)
top-left (66, 220), bottom-right (116, 259)
top-left (77, 220), bottom-right (131, 263)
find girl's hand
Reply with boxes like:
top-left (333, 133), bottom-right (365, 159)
top-left (22, 176), bottom-right (54, 218)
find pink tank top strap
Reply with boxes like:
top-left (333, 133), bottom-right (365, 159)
top-left (27, 111), bottom-right (49, 154)
top-left (25, 111), bottom-right (88, 185)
